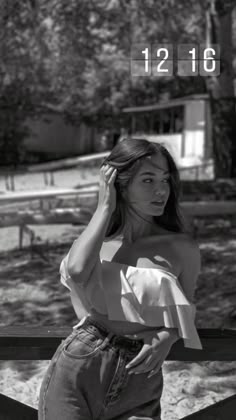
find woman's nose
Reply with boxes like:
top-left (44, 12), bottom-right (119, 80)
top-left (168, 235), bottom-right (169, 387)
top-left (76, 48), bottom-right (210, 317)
top-left (154, 185), bottom-right (166, 195)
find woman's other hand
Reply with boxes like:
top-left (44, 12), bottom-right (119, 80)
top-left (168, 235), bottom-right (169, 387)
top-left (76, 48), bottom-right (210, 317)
top-left (125, 329), bottom-right (178, 378)
top-left (97, 163), bottom-right (117, 214)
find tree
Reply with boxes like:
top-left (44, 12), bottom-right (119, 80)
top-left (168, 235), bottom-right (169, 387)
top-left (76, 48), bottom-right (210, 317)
top-left (205, 0), bottom-right (236, 177)
top-left (0, 81), bottom-right (33, 166)
top-left (0, 0), bottom-right (235, 173)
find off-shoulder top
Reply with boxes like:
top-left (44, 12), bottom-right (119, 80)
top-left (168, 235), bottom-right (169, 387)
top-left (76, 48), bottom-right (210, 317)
top-left (60, 255), bottom-right (202, 350)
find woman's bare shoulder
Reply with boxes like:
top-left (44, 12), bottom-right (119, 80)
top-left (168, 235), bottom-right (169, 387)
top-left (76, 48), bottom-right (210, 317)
top-left (174, 232), bottom-right (199, 247)
top-left (172, 233), bottom-right (200, 262)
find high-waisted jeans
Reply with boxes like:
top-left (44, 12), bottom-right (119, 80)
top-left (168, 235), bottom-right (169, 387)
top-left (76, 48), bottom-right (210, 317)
top-left (38, 317), bottom-right (163, 420)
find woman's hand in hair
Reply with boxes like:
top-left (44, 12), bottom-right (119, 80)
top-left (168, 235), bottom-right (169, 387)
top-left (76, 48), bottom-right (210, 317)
top-left (97, 163), bottom-right (117, 214)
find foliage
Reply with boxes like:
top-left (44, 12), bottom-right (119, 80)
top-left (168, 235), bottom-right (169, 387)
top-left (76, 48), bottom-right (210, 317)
top-left (0, 0), bottom-right (235, 173)
top-left (0, 81), bottom-right (34, 166)
top-left (0, 0), bottom-right (207, 119)
top-left (210, 99), bottom-right (236, 177)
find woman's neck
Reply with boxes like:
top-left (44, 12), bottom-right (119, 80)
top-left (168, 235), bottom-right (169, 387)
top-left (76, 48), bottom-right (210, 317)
top-left (121, 209), bottom-right (157, 244)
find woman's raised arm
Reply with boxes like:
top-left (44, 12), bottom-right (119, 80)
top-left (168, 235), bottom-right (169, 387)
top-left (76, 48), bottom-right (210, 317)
top-left (66, 164), bottom-right (117, 285)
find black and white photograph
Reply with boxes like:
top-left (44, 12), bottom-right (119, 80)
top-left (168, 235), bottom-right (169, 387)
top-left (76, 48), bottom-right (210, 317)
top-left (0, 1), bottom-right (236, 419)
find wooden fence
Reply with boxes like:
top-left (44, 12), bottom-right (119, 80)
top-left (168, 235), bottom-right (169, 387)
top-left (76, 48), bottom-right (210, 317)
top-left (0, 151), bottom-right (109, 191)
top-left (0, 327), bottom-right (235, 419)
top-left (0, 197), bottom-right (235, 247)
top-left (0, 156), bottom-right (214, 191)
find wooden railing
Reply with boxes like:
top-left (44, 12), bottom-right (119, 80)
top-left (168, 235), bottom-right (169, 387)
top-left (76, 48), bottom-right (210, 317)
top-left (0, 327), bottom-right (236, 419)
top-left (0, 157), bottom-right (215, 191)
top-left (0, 199), bottom-right (235, 247)
top-left (0, 151), bottom-right (109, 190)
top-left (0, 327), bottom-right (235, 361)
top-left (0, 183), bottom-right (99, 205)
top-left (0, 153), bottom-right (211, 190)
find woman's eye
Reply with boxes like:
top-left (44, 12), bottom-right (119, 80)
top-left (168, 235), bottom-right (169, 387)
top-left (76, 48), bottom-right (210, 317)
top-left (143, 178), bottom-right (152, 183)
top-left (142, 178), bottom-right (170, 184)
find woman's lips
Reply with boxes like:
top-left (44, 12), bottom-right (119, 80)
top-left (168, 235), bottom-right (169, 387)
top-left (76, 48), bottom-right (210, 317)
top-left (151, 201), bottom-right (164, 206)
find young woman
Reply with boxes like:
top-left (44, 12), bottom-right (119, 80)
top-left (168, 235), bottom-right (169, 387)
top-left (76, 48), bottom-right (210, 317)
top-left (38, 138), bottom-right (202, 420)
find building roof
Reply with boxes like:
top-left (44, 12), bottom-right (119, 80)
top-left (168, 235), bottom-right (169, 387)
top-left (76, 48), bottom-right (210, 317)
top-left (122, 94), bottom-right (210, 113)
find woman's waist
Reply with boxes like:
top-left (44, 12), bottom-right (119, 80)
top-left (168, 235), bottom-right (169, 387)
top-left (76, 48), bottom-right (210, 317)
top-left (89, 310), bottom-right (164, 339)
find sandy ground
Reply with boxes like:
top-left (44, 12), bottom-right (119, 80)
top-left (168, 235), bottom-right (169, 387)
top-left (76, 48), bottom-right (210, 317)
top-left (0, 167), bottom-right (235, 419)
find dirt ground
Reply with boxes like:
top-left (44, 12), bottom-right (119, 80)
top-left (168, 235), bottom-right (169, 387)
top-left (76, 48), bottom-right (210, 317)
top-left (0, 167), bottom-right (235, 419)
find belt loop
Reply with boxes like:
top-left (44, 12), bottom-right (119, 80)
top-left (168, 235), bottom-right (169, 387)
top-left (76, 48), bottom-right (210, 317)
top-left (99, 331), bottom-right (115, 350)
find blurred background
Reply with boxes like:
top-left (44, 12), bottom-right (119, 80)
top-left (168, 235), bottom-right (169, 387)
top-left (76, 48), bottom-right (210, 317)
top-left (0, 1), bottom-right (236, 419)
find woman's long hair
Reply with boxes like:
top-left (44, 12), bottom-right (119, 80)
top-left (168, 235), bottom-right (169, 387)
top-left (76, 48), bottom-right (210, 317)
top-left (101, 137), bottom-right (187, 239)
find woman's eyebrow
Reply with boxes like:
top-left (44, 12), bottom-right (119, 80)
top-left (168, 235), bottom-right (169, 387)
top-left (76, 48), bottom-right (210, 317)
top-left (139, 170), bottom-right (170, 176)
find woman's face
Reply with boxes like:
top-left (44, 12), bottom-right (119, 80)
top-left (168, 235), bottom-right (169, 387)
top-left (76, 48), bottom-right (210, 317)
top-left (125, 153), bottom-right (171, 217)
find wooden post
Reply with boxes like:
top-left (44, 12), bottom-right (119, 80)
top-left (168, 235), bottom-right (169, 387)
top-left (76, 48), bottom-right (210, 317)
top-left (43, 172), bottom-right (48, 186)
top-left (5, 174), bottom-right (9, 190)
top-left (50, 171), bottom-right (55, 186)
top-left (19, 225), bottom-right (24, 249)
top-left (182, 393), bottom-right (236, 419)
top-left (10, 174), bottom-right (15, 191)
top-left (0, 393), bottom-right (37, 420)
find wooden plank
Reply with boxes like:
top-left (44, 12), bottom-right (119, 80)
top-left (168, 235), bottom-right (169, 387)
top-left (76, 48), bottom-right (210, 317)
top-left (0, 196), bottom-right (97, 215)
top-left (123, 95), bottom-right (210, 113)
top-left (0, 393), bottom-right (37, 420)
top-left (0, 152), bottom-right (109, 176)
top-left (0, 208), bottom-right (93, 227)
top-left (0, 190), bottom-right (236, 217)
top-left (0, 327), bottom-right (235, 361)
top-left (0, 186), bottom-right (99, 204)
top-left (182, 393), bottom-right (236, 419)
top-left (27, 151), bottom-right (109, 172)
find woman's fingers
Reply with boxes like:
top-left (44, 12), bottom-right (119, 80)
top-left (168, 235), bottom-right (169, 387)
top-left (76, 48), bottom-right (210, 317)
top-left (102, 162), bottom-right (113, 170)
top-left (101, 164), bottom-right (116, 179)
top-left (147, 365), bottom-right (162, 378)
top-left (128, 355), bottom-right (160, 375)
top-left (109, 168), bottom-right (117, 183)
top-left (125, 345), bottom-right (151, 370)
top-left (130, 357), bottom-right (163, 376)
top-left (100, 166), bottom-right (116, 185)
top-left (97, 163), bottom-right (117, 213)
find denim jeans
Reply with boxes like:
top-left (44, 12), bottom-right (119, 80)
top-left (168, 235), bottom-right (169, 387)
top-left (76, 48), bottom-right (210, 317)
top-left (38, 317), bottom-right (163, 420)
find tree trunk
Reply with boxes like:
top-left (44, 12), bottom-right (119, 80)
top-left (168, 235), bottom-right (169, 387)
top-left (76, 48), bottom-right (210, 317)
top-left (210, 98), bottom-right (236, 178)
top-left (205, 1), bottom-right (236, 178)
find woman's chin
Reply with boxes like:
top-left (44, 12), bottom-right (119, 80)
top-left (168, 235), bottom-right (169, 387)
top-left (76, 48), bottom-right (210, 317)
top-left (148, 205), bottom-right (165, 216)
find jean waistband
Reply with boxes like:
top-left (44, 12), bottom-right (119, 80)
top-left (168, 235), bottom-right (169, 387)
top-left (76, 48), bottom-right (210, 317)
top-left (76, 316), bottom-right (144, 352)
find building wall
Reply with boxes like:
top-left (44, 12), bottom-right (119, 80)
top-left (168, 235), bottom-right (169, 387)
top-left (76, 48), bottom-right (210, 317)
top-left (182, 100), bottom-right (206, 166)
top-left (23, 114), bottom-right (95, 156)
top-left (135, 133), bottom-right (183, 164)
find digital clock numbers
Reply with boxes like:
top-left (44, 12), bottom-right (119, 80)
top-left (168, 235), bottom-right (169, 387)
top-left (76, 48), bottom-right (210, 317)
top-left (131, 43), bottom-right (220, 77)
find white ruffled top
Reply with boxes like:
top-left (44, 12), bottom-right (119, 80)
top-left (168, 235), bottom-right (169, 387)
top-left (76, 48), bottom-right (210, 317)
top-left (60, 256), bottom-right (202, 350)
